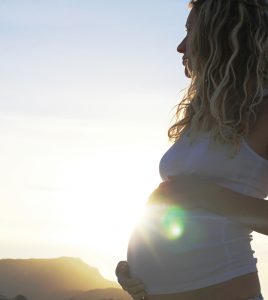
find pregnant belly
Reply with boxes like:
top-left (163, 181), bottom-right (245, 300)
top-left (127, 204), bottom-right (251, 294)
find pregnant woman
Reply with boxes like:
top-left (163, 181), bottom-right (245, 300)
top-left (116, 0), bottom-right (268, 299)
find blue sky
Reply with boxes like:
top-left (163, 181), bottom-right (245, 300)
top-left (0, 0), bottom-right (188, 120)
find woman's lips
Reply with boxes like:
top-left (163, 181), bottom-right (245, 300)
top-left (182, 57), bottom-right (188, 66)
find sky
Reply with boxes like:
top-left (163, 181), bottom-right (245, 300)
top-left (1, 0), bottom-right (268, 297)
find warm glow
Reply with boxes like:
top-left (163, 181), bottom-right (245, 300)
top-left (0, 115), bottom-right (165, 281)
top-left (50, 148), bottom-right (160, 270)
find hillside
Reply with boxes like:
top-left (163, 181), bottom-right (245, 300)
top-left (0, 257), bottom-right (119, 300)
top-left (72, 288), bottom-right (132, 300)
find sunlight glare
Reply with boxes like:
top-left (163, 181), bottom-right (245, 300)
top-left (161, 205), bottom-right (185, 240)
top-left (54, 151), bottom-right (158, 257)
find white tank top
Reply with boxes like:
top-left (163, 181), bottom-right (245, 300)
top-left (127, 130), bottom-right (268, 294)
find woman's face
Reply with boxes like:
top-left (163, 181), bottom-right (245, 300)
top-left (177, 9), bottom-right (195, 78)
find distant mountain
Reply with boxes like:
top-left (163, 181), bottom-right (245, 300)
top-left (0, 257), bottom-right (119, 300)
top-left (47, 288), bottom-right (132, 300)
top-left (72, 288), bottom-right (132, 300)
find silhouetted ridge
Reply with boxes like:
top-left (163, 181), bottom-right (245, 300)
top-left (0, 257), bottom-right (119, 300)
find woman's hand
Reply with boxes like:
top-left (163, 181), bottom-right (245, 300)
top-left (147, 174), bottom-right (203, 209)
top-left (147, 180), bottom-right (175, 205)
top-left (115, 261), bottom-right (147, 300)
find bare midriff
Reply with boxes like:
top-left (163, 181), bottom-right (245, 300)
top-left (147, 272), bottom-right (261, 300)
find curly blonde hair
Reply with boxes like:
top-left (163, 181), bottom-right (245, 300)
top-left (168, 0), bottom-right (268, 147)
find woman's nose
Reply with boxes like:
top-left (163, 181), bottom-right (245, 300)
top-left (177, 38), bottom-right (186, 54)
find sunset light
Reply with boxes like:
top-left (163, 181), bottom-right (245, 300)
top-left (1, 1), bottom-right (268, 299)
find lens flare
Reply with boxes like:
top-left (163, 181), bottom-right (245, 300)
top-left (160, 205), bottom-right (185, 240)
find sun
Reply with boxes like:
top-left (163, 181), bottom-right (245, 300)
top-left (53, 150), bottom-right (160, 261)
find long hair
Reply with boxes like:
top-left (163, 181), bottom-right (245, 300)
top-left (168, 0), bottom-right (268, 147)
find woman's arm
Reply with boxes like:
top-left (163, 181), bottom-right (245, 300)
top-left (149, 175), bottom-right (268, 235)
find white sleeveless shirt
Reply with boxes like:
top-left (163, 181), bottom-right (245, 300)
top-left (127, 130), bottom-right (268, 294)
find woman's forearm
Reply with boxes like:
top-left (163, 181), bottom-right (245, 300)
top-left (174, 175), bottom-right (268, 235)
